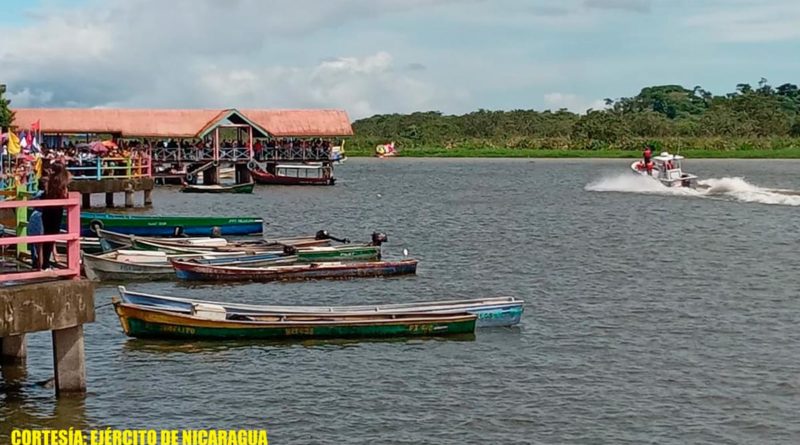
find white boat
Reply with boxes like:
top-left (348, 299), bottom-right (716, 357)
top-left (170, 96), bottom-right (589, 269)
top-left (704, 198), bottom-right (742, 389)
top-left (82, 250), bottom-right (175, 281)
top-left (630, 152), bottom-right (698, 188)
top-left (82, 249), bottom-right (288, 281)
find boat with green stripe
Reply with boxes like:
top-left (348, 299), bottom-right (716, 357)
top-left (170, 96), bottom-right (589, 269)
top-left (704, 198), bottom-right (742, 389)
top-left (113, 301), bottom-right (477, 340)
top-left (80, 213), bottom-right (264, 237)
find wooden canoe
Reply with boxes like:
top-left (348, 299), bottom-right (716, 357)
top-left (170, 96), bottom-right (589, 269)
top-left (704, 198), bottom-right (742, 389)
top-left (180, 182), bottom-right (255, 194)
top-left (97, 228), bottom-right (329, 254)
top-left (118, 286), bottom-right (525, 328)
top-left (83, 250), bottom-right (175, 281)
top-left (113, 301), bottom-right (476, 340)
top-left (83, 250), bottom-right (296, 281)
top-left (171, 259), bottom-right (418, 282)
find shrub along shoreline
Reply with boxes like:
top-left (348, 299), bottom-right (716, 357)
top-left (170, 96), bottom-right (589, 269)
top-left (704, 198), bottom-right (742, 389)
top-left (345, 138), bottom-right (800, 159)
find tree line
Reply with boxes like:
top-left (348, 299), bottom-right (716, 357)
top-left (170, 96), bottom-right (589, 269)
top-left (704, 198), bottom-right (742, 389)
top-left (349, 79), bottom-right (800, 153)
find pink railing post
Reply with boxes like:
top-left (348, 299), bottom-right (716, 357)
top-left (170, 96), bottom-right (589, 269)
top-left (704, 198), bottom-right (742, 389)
top-left (0, 192), bottom-right (82, 282)
top-left (66, 191), bottom-right (81, 277)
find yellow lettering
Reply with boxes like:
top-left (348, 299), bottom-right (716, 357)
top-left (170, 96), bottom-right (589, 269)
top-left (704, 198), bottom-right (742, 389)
top-left (258, 431), bottom-right (268, 445)
top-left (12, 430), bottom-right (21, 445)
top-left (182, 431), bottom-right (193, 445)
top-left (198, 430), bottom-right (208, 445)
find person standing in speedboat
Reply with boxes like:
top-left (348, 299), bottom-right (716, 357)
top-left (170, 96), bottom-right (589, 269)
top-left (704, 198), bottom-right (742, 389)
top-left (643, 145), bottom-right (654, 175)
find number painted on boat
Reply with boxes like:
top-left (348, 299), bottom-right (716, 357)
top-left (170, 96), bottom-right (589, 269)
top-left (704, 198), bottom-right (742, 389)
top-left (408, 324), bottom-right (435, 333)
top-left (160, 325), bottom-right (196, 335)
top-left (285, 327), bottom-right (314, 336)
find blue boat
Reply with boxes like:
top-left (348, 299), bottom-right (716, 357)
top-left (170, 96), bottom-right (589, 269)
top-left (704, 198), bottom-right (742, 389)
top-left (78, 212), bottom-right (264, 237)
top-left (117, 286), bottom-right (524, 328)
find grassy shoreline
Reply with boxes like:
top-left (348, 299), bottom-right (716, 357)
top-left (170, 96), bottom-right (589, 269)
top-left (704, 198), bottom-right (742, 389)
top-left (346, 147), bottom-right (800, 159)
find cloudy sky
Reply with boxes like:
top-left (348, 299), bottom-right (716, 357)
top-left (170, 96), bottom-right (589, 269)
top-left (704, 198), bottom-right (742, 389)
top-left (1, 0), bottom-right (798, 118)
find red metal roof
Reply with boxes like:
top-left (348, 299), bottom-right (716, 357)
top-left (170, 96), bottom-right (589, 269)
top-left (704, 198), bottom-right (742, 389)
top-left (12, 108), bottom-right (353, 138)
top-left (242, 109), bottom-right (354, 137)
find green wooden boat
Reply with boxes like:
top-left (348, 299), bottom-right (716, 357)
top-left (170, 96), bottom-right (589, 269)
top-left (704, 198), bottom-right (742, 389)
top-left (296, 244), bottom-right (380, 262)
top-left (180, 182), bottom-right (255, 194)
top-left (113, 301), bottom-right (477, 340)
top-left (80, 213), bottom-right (263, 237)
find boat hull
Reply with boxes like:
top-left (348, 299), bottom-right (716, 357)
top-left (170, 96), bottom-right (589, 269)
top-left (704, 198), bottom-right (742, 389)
top-left (118, 287), bottom-right (524, 328)
top-left (629, 161), bottom-right (697, 188)
top-left (80, 213), bottom-right (264, 237)
top-left (114, 303), bottom-right (476, 340)
top-left (180, 182), bottom-right (255, 194)
top-left (171, 259), bottom-right (418, 282)
top-left (82, 253), bottom-right (175, 281)
top-left (250, 169), bottom-right (335, 186)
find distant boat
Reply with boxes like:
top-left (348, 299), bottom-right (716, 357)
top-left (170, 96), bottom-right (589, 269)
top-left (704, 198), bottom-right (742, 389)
top-left (118, 286), bottom-right (525, 328)
top-left (80, 212), bottom-right (264, 237)
top-left (180, 182), bottom-right (255, 194)
top-left (112, 301), bottom-right (477, 340)
top-left (171, 258), bottom-right (418, 282)
top-left (375, 142), bottom-right (397, 158)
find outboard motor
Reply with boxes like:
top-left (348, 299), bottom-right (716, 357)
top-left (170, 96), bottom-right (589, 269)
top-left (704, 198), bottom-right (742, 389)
top-left (316, 229), bottom-right (349, 244)
top-left (370, 232), bottom-right (388, 246)
top-left (283, 245), bottom-right (297, 255)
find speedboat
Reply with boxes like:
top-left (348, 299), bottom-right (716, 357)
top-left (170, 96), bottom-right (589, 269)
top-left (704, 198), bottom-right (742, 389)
top-left (630, 152), bottom-right (698, 188)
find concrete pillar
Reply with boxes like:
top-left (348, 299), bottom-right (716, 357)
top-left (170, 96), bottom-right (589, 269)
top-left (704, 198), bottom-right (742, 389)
top-left (105, 192), bottom-right (114, 208)
top-left (203, 166), bottom-right (218, 185)
top-left (124, 191), bottom-right (134, 208)
top-left (81, 194), bottom-right (91, 210)
top-left (143, 189), bottom-right (153, 206)
top-left (1, 334), bottom-right (27, 363)
top-left (235, 164), bottom-right (251, 184)
top-left (52, 325), bottom-right (86, 395)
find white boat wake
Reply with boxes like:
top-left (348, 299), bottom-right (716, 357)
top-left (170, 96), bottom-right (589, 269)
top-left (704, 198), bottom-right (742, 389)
top-left (586, 174), bottom-right (800, 206)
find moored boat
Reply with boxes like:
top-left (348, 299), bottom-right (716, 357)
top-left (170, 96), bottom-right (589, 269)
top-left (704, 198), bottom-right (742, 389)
top-left (83, 250), bottom-right (176, 281)
top-left (127, 236), bottom-right (331, 254)
top-left (83, 250), bottom-right (296, 281)
top-left (249, 162), bottom-right (335, 186)
top-left (630, 152), bottom-right (698, 188)
top-left (180, 182), bottom-right (255, 194)
top-left (171, 258), bottom-right (418, 282)
top-left (113, 301), bottom-right (477, 340)
top-left (80, 212), bottom-right (264, 237)
top-left (118, 286), bottom-right (525, 328)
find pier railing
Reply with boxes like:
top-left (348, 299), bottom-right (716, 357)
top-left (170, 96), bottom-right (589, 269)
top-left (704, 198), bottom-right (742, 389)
top-left (258, 146), bottom-right (332, 161)
top-left (68, 154), bottom-right (152, 180)
top-left (0, 192), bottom-right (81, 281)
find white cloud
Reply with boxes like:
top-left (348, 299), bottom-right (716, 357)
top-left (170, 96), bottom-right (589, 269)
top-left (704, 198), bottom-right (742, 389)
top-left (0, 0), bottom-right (467, 117)
top-left (544, 93), bottom-right (607, 114)
top-left (684, 1), bottom-right (800, 42)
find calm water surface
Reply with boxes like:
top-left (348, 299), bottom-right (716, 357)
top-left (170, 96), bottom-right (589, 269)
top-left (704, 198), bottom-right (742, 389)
top-left (3, 158), bottom-right (800, 444)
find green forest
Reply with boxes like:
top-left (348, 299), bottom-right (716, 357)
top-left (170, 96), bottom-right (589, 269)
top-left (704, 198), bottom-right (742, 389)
top-left (348, 79), bottom-right (800, 158)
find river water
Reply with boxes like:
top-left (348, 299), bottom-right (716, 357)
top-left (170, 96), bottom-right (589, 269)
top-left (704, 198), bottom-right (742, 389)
top-left (3, 158), bottom-right (800, 444)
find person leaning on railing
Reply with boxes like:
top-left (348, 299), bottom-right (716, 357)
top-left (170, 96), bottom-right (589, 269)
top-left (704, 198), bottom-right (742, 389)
top-left (40, 163), bottom-right (71, 270)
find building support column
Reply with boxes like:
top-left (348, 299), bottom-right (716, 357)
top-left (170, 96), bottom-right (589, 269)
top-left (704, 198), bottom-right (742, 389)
top-left (1, 334), bottom-right (27, 363)
top-left (52, 325), bottom-right (87, 396)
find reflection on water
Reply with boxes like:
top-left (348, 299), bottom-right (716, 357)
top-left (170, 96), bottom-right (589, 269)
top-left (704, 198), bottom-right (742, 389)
top-left (120, 333), bottom-right (477, 355)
